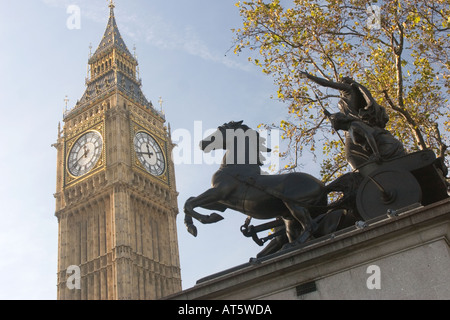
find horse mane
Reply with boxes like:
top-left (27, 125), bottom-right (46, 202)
top-left (219, 120), bottom-right (251, 131)
top-left (219, 120), bottom-right (271, 166)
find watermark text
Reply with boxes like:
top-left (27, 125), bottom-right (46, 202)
top-left (66, 5), bottom-right (81, 30)
top-left (366, 264), bottom-right (381, 290)
top-left (66, 265), bottom-right (81, 290)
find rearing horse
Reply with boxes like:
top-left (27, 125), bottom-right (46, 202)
top-left (183, 121), bottom-right (329, 245)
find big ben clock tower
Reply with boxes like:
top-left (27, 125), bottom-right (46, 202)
top-left (54, 2), bottom-right (182, 300)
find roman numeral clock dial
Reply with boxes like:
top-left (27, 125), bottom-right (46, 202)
top-left (134, 131), bottom-right (165, 176)
top-left (67, 131), bottom-right (103, 177)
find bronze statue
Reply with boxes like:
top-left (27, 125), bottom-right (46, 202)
top-left (184, 120), bottom-right (448, 259)
top-left (184, 77), bottom-right (448, 259)
top-left (183, 121), bottom-right (356, 253)
top-left (301, 72), bottom-right (407, 168)
top-left (300, 72), bottom-right (388, 128)
top-left (328, 112), bottom-right (406, 165)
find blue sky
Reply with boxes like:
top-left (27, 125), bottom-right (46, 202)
top-left (0, 0), bottom-right (320, 299)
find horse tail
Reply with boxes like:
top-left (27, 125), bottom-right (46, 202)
top-left (325, 172), bottom-right (362, 193)
top-left (184, 214), bottom-right (198, 237)
top-left (324, 171), bottom-right (363, 210)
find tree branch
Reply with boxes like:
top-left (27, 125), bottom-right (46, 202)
top-left (382, 90), bottom-right (427, 149)
top-left (433, 123), bottom-right (448, 157)
top-left (392, 23), bottom-right (405, 109)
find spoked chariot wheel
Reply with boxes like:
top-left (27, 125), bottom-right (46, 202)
top-left (356, 170), bottom-right (422, 220)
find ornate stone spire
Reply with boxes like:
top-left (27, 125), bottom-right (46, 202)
top-left (89, 1), bottom-right (136, 64)
top-left (65, 2), bottom-right (164, 121)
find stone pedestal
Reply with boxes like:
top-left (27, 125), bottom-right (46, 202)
top-left (168, 198), bottom-right (450, 300)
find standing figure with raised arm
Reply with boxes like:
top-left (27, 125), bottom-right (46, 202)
top-left (300, 72), bottom-right (389, 128)
top-left (300, 72), bottom-right (404, 168)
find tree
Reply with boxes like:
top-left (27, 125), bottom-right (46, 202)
top-left (233, 0), bottom-right (450, 182)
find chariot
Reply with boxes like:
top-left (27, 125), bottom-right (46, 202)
top-left (241, 149), bottom-right (449, 247)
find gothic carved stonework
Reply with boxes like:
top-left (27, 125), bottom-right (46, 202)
top-left (129, 104), bottom-right (165, 136)
top-left (62, 172), bottom-right (108, 208)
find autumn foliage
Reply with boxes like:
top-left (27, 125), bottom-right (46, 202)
top-left (233, 0), bottom-right (449, 181)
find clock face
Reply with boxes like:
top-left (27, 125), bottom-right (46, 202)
top-left (134, 131), bottom-right (165, 176)
top-left (67, 131), bottom-right (103, 177)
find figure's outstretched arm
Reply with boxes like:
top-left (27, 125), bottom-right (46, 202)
top-left (300, 71), bottom-right (351, 92)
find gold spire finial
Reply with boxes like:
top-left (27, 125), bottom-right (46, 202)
top-left (64, 95), bottom-right (69, 109)
top-left (159, 97), bottom-right (165, 115)
top-left (109, 0), bottom-right (115, 9)
top-left (63, 95), bottom-right (69, 116)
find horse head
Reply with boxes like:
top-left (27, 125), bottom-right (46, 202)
top-left (199, 121), bottom-right (239, 153)
top-left (200, 120), bottom-right (271, 166)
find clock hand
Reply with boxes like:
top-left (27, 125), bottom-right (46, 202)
top-left (74, 148), bottom-right (86, 164)
top-left (74, 145), bottom-right (88, 159)
top-left (136, 145), bottom-right (154, 157)
top-left (78, 146), bottom-right (90, 161)
top-left (71, 145), bottom-right (90, 169)
top-left (83, 145), bottom-right (90, 158)
top-left (146, 144), bottom-right (154, 158)
top-left (71, 155), bottom-right (84, 171)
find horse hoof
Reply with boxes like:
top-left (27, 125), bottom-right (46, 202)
top-left (207, 213), bottom-right (224, 223)
top-left (187, 225), bottom-right (198, 237)
top-left (281, 242), bottom-right (296, 251)
top-left (296, 231), bottom-right (312, 244)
